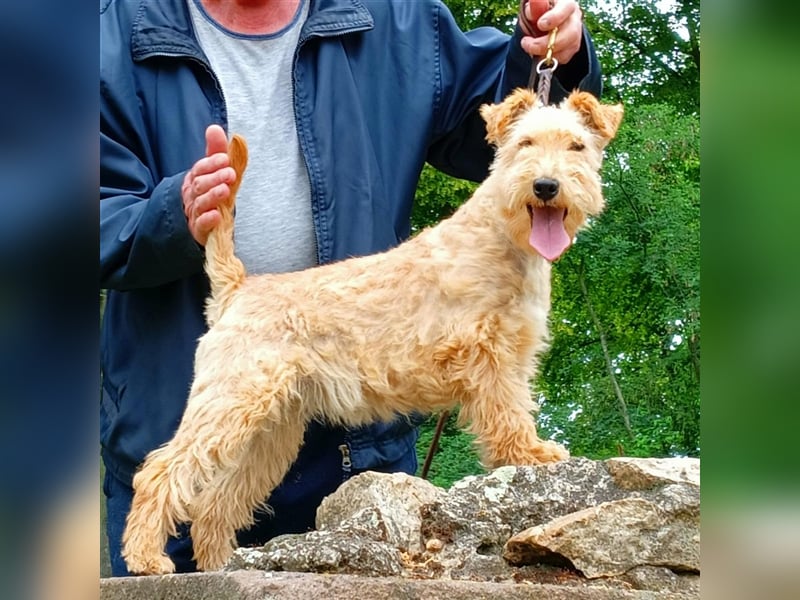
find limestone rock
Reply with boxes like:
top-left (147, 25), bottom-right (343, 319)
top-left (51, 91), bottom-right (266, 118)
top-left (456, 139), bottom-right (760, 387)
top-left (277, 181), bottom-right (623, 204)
top-left (315, 470), bottom-right (445, 552)
top-left (100, 570), bottom-right (696, 600)
top-left (117, 457), bottom-right (702, 598)
top-left (420, 458), bottom-right (628, 554)
top-left (503, 492), bottom-right (700, 578)
top-left (227, 529), bottom-right (404, 576)
top-left (620, 566), bottom-right (700, 595)
top-left (605, 457), bottom-right (700, 490)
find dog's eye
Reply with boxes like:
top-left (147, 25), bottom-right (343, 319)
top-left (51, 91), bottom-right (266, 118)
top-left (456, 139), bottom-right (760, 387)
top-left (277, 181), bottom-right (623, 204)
top-left (518, 138), bottom-right (533, 148)
top-left (569, 141), bottom-right (585, 151)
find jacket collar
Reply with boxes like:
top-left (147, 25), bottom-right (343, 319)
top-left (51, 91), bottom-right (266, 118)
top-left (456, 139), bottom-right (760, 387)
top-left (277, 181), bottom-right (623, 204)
top-left (131, 0), bottom-right (373, 61)
top-left (301, 0), bottom-right (373, 39)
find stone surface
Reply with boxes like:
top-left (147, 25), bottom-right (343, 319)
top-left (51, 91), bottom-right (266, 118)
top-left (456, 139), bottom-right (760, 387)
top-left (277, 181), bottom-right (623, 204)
top-left (419, 460), bottom-right (627, 557)
top-left (316, 470), bottom-right (445, 552)
top-left (100, 571), bottom-right (695, 600)
top-left (605, 457), bottom-right (700, 490)
top-left (620, 566), bottom-right (700, 595)
top-left (104, 457), bottom-right (701, 598)
top-left (504, 492), bottom-right (699, 578)
top-left (227, 530), bottom-right (405, 576)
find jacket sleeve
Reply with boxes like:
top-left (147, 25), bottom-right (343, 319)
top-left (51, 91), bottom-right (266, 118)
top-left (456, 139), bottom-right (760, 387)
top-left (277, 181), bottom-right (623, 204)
top-left (100, 97), bottom-right (206, 291)
top-left (426, 3), bottom-right (602, 181)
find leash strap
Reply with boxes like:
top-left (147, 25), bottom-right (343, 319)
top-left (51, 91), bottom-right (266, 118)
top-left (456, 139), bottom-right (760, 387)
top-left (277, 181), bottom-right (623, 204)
top-left (534, 59), bottom-right (558, 106)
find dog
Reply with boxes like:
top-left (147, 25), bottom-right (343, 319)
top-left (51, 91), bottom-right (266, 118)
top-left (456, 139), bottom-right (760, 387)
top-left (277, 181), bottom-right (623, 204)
top-left (122, 88), bottom-right (623, 575)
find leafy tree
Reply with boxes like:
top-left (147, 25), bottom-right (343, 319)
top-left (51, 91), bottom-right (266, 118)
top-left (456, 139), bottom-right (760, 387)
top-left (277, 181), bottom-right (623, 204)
top-left (583, 0), bottom-right (700, 113)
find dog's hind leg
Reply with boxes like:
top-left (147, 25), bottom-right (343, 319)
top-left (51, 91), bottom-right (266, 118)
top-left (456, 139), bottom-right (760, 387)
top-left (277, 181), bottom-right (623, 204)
top-left (121, 443), bottom-right (187, 575)
top-left (189, 417), bottom-right (306, 571)
top-left (459, 375), bottom-right (568, 469)
top-left (122, 356), bottom-right (301, 575)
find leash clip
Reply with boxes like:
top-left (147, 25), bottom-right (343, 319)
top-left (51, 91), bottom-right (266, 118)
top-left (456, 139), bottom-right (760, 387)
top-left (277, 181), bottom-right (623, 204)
top-left (531, 26), bottom-right (559, 105)
top-left (541, 26), bottom-right (559, 68)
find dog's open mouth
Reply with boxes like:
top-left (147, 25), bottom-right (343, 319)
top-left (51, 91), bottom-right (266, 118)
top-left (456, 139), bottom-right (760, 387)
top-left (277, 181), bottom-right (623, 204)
top-left (527, 204), bottom-right (570, 262)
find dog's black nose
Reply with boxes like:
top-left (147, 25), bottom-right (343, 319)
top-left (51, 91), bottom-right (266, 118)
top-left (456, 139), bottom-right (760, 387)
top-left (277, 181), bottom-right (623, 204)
top-left (533, 178), bottom-right (560, 201)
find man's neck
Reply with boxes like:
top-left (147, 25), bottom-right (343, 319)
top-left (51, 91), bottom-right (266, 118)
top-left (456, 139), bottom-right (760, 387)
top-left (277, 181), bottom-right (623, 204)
top-left (200, 0), bottom-right (302, 35)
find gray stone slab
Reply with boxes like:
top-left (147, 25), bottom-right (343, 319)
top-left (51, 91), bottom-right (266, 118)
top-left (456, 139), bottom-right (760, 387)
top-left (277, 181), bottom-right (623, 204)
top-left (100, 570), bottom-right (696, 600)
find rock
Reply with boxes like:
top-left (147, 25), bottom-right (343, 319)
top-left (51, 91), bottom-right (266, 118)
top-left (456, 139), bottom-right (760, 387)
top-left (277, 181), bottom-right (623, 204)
top-left (316, 470), bottom-right (445, 552)
top-left (420, 459), bottom-right (628, 554)
top-left (503, 491), bottom-right (700, 578)
top-left (227, 530), bottom-right (405, 576)
top-left (605, 457), bottom-right (700, 490)
top-left (620, 566), bottom-right (700, 595)
top-left (100, 570), bottom-right (695, 600)
top-left (104, 457), bottom-right (702, 598)
top-left (426, 538), bottom-right (444, 553)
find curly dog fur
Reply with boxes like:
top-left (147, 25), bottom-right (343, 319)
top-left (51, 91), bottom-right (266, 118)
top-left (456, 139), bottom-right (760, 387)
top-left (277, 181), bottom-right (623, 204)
top-left (122, 88), bottom-right (623, 574)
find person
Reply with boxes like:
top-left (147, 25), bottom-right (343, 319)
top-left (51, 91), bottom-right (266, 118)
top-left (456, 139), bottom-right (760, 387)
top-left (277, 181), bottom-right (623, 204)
top-left (100, 0), bottom-right (601, 576)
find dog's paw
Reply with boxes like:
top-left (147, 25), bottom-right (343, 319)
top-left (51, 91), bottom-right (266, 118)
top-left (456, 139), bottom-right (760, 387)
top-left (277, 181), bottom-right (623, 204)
top-left (123, 550), bottom-right (176, 576)
top-left (514, 440), bottom-right (570, 465)
top-left (486, 439), bottom-right (570, 468)
top-left (533, 439), bottom-right (570, 463)
top-left (193, 542), bottom-right (233, 573)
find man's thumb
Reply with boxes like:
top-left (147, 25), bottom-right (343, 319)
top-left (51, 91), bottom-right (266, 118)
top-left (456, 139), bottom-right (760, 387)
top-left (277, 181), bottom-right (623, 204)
top-left (205, 124), bottom-right (228, 157)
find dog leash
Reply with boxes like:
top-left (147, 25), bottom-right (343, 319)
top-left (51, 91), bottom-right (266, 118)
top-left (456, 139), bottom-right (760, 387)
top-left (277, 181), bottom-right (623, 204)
top-left (530, 27), bottom-right (559, 106)
top-left (420, 8), bottom-right (559, 482)
top-left (516, 0), bottom-right (558, 105)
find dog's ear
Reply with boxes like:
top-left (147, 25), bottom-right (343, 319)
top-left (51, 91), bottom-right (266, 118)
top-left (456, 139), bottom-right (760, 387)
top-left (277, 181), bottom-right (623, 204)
top-left (480, 88), bottom-right (537, 147)
top-left (565, 91), bottom-right (624, 144)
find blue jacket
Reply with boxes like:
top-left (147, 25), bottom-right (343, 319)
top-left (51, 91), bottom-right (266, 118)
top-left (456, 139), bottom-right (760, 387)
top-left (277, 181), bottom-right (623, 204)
top-left (100, 0), bottom-right (600, 510)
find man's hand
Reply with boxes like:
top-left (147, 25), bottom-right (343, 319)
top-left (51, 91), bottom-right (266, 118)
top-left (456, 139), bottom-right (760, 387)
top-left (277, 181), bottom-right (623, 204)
top-left (519, 0), bottom-right (583, 66)
top-left (181, 124), bottom-right (237, 246)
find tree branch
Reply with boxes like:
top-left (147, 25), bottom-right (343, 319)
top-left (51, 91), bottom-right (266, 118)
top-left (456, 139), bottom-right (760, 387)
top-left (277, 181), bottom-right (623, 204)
top-left (578, 259), bottom-right (633, 435)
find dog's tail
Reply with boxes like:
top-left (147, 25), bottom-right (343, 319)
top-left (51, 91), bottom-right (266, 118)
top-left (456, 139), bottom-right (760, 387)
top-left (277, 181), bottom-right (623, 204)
top-left (204, 134), bottom-right (248, 326)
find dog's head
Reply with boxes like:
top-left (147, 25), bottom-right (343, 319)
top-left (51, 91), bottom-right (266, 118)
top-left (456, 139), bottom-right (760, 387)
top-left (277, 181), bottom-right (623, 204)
top-left (480, 89), bottom-right (623, 261)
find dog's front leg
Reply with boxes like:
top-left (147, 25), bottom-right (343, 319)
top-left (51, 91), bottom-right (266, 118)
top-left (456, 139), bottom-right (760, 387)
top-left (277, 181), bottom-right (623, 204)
top-left (460, 377), bottom-right (568, 468)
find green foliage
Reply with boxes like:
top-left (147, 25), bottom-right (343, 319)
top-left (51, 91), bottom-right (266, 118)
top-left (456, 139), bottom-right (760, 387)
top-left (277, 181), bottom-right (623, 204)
top-left (410, 0), bottom-right (700, 486)
top-left (582, 0), bottom-right (700, 113)
top-left (440, 0), bottom-right (519, 32)
top-left (415, 411), bottom-right (483, 488)
top-left (412, 166), bottom-right (477, 232)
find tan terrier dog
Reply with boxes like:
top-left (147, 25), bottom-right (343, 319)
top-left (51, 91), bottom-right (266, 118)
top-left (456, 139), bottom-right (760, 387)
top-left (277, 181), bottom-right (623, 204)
top-left (122, 88), bottom-right (623, 575)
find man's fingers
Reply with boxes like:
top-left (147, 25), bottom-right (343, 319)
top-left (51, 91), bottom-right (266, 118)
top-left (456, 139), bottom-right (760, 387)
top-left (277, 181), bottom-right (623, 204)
top-left (181, 124), bottom-right (231, 245)
top-left (520, 0), bottom-right (582, 62)
top-left (191, 153), bottom-right (231, 180)
top-left (193, 182), bottom-right (231, 215)
top-left (190, 167), bottom-right (236, 199)
top-left (192, 209), bottom-right (222, 246)
top-left (194, 209), bottom-right (221, 234)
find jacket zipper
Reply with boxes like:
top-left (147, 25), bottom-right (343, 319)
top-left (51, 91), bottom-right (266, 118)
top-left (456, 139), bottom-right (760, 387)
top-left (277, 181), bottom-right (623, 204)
top-left (292, 35), bottom-right (320, 265)
top-left (292, 22), bottom-right (372, 266)
top-left (338, 443), bottom-right (352, 481)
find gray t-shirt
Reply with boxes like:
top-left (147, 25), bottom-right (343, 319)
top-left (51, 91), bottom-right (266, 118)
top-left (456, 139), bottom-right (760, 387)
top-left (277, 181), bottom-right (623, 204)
top-left (189, 0), bottom-right (317, 275)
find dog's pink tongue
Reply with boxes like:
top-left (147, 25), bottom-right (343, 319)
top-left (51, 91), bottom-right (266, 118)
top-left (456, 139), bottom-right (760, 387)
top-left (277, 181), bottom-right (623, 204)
top-left (529, 207), bottom-right (570, 261)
